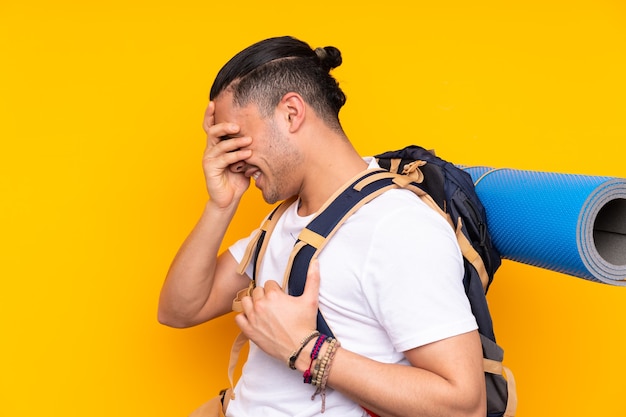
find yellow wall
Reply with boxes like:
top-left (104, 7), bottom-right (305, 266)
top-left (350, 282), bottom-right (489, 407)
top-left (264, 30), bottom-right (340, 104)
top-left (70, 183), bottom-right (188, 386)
top-left (1, 1), bottom-right (625, 415)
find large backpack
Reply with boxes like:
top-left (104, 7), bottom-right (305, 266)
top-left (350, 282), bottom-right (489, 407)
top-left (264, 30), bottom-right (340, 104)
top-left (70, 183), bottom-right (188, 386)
top-left (235, 145), bottom-right (517, 417)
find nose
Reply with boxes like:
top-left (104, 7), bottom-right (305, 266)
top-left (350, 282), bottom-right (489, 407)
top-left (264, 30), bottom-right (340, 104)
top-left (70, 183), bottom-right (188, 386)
top-left (229, 161), bottom-right (246, 173)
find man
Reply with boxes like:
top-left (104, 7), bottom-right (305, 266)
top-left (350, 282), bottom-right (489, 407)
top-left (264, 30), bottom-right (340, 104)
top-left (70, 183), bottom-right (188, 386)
top-left (158, 36), bottom-right (486, 417)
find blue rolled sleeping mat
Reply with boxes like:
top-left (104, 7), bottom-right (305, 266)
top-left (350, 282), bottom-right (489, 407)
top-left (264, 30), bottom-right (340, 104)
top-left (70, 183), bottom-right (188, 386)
top-left (460, 166), bottom-right (626, 286)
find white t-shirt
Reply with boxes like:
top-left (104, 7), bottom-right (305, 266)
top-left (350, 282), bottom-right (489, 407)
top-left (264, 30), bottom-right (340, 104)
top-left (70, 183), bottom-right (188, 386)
top-left (226, 161), bottom-right (478, 417)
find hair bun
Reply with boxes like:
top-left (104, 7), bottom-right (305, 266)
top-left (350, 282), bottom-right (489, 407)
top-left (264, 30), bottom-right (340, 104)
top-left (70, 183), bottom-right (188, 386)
top-left (315, 46), bottom-right (342, 71)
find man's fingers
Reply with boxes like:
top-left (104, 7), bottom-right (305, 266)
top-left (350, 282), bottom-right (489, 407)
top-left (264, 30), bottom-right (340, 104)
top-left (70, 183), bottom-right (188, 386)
top-left (252, 286), bottom-right (265, 300)
top-left (203, 136), bottom-right (252, 176)
top-left (303, 259), bottom-right (321, 303)
top-left (206, 123), bottom-right (239, 148)
top-left (263, 279), bottom-right (283, 293)
top-left (202, 101), bottom-right (215, 134)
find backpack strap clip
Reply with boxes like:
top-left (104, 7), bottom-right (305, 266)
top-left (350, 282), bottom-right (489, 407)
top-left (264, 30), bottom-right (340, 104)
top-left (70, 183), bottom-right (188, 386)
top-left (401, 159), bottom-right (426, 182)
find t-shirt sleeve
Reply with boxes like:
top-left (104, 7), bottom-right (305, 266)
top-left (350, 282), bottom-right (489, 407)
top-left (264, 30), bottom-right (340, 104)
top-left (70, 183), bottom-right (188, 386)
top-left (361, 198), bottom-right (478, 352)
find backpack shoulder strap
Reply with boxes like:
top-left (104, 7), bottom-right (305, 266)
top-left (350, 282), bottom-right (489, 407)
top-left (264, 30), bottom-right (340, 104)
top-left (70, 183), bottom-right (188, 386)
top-left (240, 167), bottom-right (455, 334)
top-left (232, 196), bottom-right (297, 313)
top-left (236, 195), bottom-right (298, 279)
top-left (284, 169), bottom-right (420, 335)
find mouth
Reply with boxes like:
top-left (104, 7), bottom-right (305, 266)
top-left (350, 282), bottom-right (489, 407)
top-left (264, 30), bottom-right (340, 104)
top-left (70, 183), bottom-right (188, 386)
top-left (245, 167), bottom-right (261, 182)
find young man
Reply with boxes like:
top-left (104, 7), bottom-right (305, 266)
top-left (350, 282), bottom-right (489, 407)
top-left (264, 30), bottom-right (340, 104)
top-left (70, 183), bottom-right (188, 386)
top-left (158, 36), bottom-right (486, 417)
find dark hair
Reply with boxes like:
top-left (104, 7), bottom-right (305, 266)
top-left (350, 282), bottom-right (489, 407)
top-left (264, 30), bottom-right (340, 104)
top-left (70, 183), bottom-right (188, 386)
top-left (209, 36), bottom-right (346, 127)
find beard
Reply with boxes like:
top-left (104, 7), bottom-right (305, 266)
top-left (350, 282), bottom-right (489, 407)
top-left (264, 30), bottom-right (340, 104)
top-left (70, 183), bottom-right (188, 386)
top-left (259, 120), bottom-right (303, 204)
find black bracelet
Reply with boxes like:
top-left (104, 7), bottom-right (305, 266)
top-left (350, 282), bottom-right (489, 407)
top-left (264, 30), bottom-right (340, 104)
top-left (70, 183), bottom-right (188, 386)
top-left (288, 330), bottom-right (320, 370)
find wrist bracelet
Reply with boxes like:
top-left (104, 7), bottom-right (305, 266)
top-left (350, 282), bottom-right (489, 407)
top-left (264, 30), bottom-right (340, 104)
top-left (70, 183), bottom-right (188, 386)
top-left (311, 337), bottom-right (340, 413)
top-left (288, 330), bottom-right (320, 370)
top-left (312, 337), bottom-right (336, 387)
top-left (303, 334), bottom-right (327, 383)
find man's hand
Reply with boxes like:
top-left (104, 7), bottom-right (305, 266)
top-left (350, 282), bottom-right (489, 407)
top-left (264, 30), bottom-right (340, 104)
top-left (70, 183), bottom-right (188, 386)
top-left (235, 259), bottom-right (321, 364)
top-left (157, 102), bottom-right (257, 328)
top-left (202, 101), bottom-right (253, 209)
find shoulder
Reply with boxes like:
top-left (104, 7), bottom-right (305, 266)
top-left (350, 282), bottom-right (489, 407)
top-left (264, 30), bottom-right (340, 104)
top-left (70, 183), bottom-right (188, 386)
top-left (332, 187), bottom-right (463, 277)
top-left (354, 188), bottom-right (455, 240)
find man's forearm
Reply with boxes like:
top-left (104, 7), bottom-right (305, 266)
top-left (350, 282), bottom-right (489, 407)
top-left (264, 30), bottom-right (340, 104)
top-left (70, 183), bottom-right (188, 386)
top-left (293, 331), bottom-right (486, 417)
top-left (158, 199), bottom-right (240, 327)
top-left (327, 348), bottom-right (484, 417)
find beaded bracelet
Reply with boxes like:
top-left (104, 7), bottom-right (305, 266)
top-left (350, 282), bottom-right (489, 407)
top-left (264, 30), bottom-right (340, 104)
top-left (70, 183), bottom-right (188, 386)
top-left (311, 337), bottom-right (340, 413)
top-left (288, 330), bottom-right (320, 370)
top-left (320, 338), bottom-right (340, 391)
top-left (303, 334), bottom-right (327, 384)
top-left (312, 338), bottom-right (337, 387)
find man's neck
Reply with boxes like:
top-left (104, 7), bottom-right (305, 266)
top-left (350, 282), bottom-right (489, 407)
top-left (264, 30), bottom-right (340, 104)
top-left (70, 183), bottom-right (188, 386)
top-left (296, 142), bottom-right (368, 216)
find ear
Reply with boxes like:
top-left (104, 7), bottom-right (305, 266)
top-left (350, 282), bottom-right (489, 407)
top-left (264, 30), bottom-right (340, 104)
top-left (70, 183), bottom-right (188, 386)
top-left (279, 92), bottom-right (306, 133)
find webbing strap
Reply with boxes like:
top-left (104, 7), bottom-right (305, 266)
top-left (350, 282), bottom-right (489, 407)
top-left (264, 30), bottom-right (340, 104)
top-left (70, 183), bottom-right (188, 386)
top-left (281, 240), bottom-right (308, 289)
top-left (389, 158), bottom-right (401, 175)
top-left (483, 359), bottom-right (518, 417)
top-left (228, 196), bottom-right (297, 405)
top-left (502, 365), bottom-right (518, 417)
top-left (297, 228), bottom-right (326, 250)
top-left (353, 170), bottom-right (397, 191)
top-left (284, 179), bottom-right (399, 294)
top-left (391, 173), bottom-right (417, 189)
top-left (286, 170), bottom-right (404, 335)
top-left (402, 183), bottom-right (491, 292)
top-left (253, 196), bottom-right (297, 279)
top-left (232, 280), bottom-right (254, 312)
top-left (314, 168), bottom-right (386, 213)
top-left (472, 167), bottom-right (509, 187)
top-left (483, 358), bottom-right (503, 374)
top-left (222, 331), bottom-right (248, 402)
top-left (236, 196), bottom-right (297, 276)
top-left (455, 218), bottom-right (490, 292)
top-left (237, 227), bottom-right (265, 276)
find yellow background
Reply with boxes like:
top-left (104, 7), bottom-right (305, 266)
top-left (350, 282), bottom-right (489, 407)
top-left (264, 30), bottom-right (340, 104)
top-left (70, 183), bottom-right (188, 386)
top-left (2, 0), bottom-right (625, 416)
